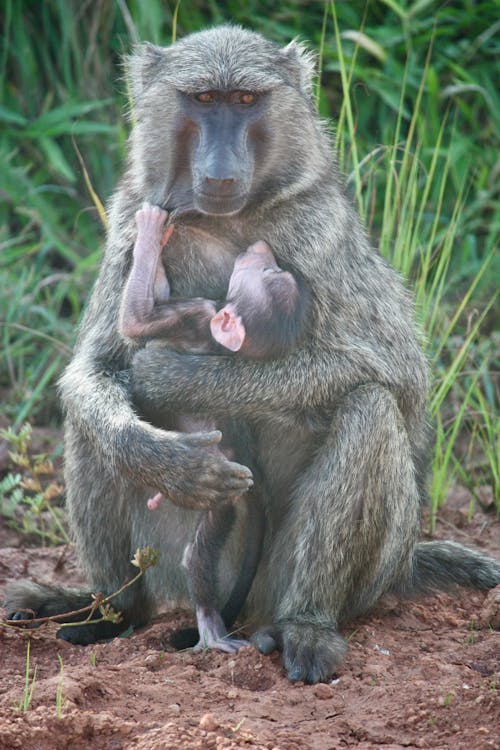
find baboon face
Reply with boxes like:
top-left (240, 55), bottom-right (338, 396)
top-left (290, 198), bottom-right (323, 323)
top-left (128, 26), bottom-right (319, 216)
top-left (176, 88), bottom-right (270, 215)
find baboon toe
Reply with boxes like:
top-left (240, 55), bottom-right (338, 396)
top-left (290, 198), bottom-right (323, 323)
top-left (251, 627), bottom-right (280, 655)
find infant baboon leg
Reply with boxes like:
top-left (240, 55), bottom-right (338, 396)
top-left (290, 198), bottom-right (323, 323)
top-left (183, 503), bottom-right (239, 651)
top-left (171, 491), bottom-right (265, 651)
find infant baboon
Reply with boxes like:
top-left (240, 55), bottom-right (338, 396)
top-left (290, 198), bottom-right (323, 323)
top-left (119, 201), bottom-right (307, 651)
top-left (5, 26), bottom-right (499, 682)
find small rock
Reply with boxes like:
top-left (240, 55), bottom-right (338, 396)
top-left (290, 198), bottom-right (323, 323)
top-left (313, 683), bottom-right (334, 699)
top-left (200, 713), bottom-right (219, 731)
top-left (168, 703), bottom-right (181, 714)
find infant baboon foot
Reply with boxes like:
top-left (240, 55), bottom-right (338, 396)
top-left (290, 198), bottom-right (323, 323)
top-left (193, 635), bottom-right (250, 654)
top-left (135, 202), bottom-right (171, 245)
top-left (147, 492), bottom-right (163, 510)
top-left (194, 609), bottom-right (249, 653)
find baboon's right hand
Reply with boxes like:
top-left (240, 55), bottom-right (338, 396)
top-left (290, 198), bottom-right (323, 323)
top-left (141, 430), bottom-right (254, 509)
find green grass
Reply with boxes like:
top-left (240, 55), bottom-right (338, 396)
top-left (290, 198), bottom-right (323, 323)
top-left (0, 1), bottom-right (498, 529)
top-left (16, 640), bottom-right (37, 713)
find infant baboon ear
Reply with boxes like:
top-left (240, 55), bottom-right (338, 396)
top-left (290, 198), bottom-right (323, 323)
top-left (280, 40), bottom-right (317, 99)
top-left (210, 305), bottom-right (246, 352)
top-left (126, 42), bottom-right (169, 102)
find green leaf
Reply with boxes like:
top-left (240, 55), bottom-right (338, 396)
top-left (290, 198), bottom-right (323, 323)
top-left (0, 105), bottom-right (28, 126)
top-left (38, 137), bottom-right (75, 181)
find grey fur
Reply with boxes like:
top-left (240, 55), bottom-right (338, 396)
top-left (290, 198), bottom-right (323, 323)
top-left (4, 26), bottom-right (499, 682)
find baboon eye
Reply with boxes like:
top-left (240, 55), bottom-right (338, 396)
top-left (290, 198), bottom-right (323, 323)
top-left (263, 267), bottom-right (281, 274)
top-left (238, 91), bottom-right (257, 105)
top-left (195, 91), bottom-right (215, 103)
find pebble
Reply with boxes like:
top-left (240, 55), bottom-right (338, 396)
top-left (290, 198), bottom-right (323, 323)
top-left (313, 683), bottom-right (334, 700)
top-left (199, 713), bottom-right (219, 732)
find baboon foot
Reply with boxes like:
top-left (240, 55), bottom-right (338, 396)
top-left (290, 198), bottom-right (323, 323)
top-left (56, 620), bottom-right (127, 646)
top-left (193, 609), bottom-right (249, 653)
top-left (252, 618), bottom-right (346, 683)
top-left (169, 625), bottom-right (249, 653)
top-left (4, 580), bottom-right (93, 629)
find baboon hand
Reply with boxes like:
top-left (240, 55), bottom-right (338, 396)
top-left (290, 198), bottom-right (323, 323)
top-left (251, 618), bottom-right (346, 684)
top-left (147, 430), bottom-right (254, 509)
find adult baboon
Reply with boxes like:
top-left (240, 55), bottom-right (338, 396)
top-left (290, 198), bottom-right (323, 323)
top-left (5, 26), bottom-right (499, 683)
top-left (119, 201), bottom-right (307, 651)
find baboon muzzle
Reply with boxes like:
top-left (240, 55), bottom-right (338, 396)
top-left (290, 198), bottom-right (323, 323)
top-left (192, 110), bottom-right (252, 214)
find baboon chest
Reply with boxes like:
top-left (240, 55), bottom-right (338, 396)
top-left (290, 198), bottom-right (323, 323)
top-left (161, 227), bottom-right (240, 300)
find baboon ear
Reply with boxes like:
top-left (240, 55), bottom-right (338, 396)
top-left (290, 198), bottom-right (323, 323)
top-left (280, 40), bottom-right (317, 98)
top-left (126, 42), bottom-right (168, 101)
top-left (210, 306), bottom-right (246, 352)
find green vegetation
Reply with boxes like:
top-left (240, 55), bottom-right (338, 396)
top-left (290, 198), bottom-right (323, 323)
top-left (15, 640), bottom-right (37, 713)
top-left (1, 1), bottom-right (498, 526)
top-left (0, 422), bottom-right (68, 543)
top-left (55, 654), bottom-right (65, 719)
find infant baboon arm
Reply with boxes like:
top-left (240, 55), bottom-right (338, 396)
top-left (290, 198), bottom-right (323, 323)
top-left (119, 202), bottom-right (216, 343)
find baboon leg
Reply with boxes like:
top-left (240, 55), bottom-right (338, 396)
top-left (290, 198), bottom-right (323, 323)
top-left (184, 503), bottom-right (238, 651)
top-left (171, 489), bottom-right (265, 652)
top-left (183, 503), bottom-right (248, 653)
top-left (252, 383), bottom-right (420, 683)
top-left (5, 425), bottom-right (156, 645)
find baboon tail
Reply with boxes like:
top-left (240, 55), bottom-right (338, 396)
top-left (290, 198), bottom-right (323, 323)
top-left (3, 580), bottom-right (95, 624)
top-left (3, 580), bottom-right (129, 645)
top-left (409, 541), bottom-right (500, 594)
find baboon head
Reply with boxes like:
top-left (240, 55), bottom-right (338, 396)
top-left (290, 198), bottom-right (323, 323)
top-left (127, 26), bottom-right (328, 216)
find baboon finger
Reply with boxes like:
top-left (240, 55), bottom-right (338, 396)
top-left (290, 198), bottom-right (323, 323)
top-left (182, 430), bottom-right (222, 447)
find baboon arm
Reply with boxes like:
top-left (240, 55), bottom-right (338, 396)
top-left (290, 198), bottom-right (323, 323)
top-left (131, 344), bottom-right (381, 418)
top-left (61, 347), bottom-right (252, 506)
top-left (120, 297), bottom-right (218, 343)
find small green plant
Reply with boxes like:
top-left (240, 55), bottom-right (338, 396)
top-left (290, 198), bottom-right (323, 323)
top-left (55, 654), bottom-right (65, 718)
top-left (90, 651), bottom-right (97, 668)
top-left (443, 691), bottom-right (454, 707)
top-left (16, 640), bottom-right (37, 713)
top-left (0, 423), bottom-right (68, 545)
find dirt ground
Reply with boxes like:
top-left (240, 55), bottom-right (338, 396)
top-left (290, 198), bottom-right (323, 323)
top-left (0, 487), bottom-right (498, 750)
